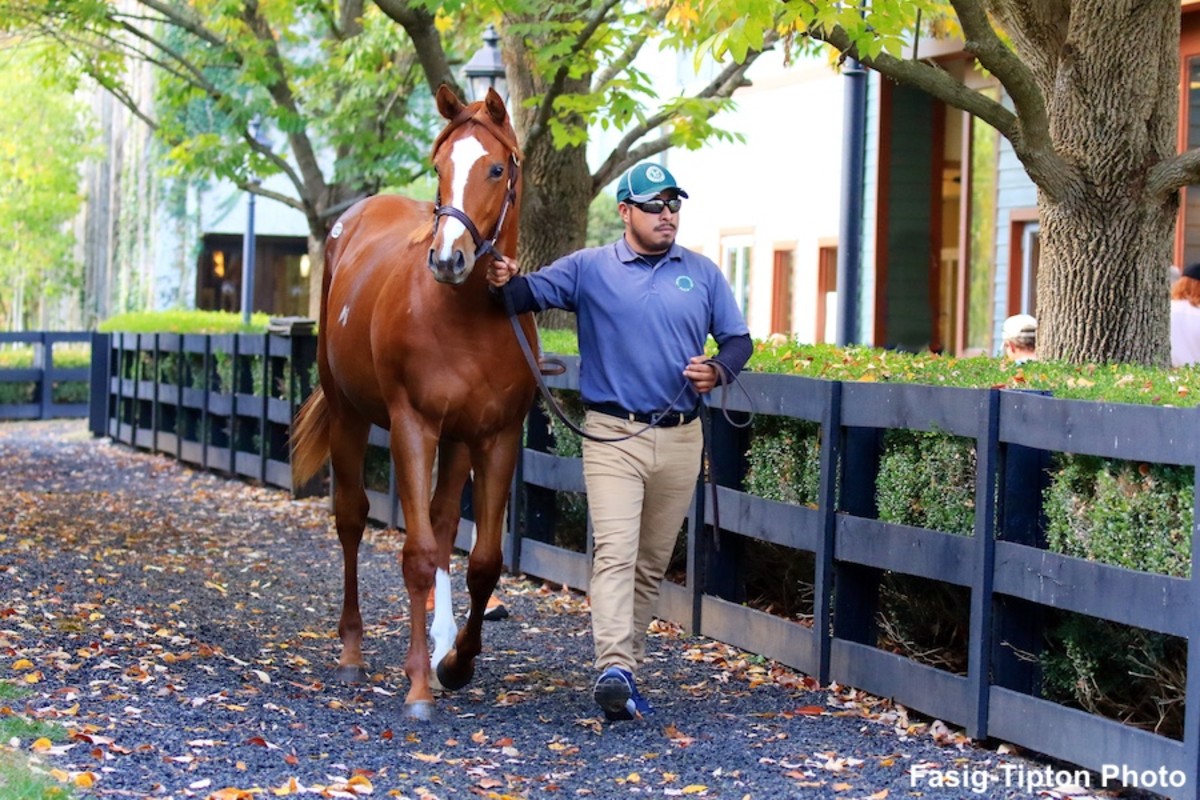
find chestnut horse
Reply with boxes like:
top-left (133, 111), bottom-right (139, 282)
top-left (291, 85), bottom-right (536, 719)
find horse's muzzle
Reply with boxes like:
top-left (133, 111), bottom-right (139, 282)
top-left (427, 248), bottom-right (471, 285)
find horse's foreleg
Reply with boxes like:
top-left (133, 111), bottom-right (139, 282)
top-left (436, 430), bottom-right (518, 691)
top-left (429, 441), bottom-right (472, 679)
top-left (329, 417), bottom-right (372, 684)
top-left (391, 421), bottom-right (439, 719)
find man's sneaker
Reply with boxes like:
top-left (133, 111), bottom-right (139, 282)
top-left (593, 666), bottom-right (652, 721)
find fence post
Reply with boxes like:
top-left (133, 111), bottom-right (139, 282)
top-left (88, 333), bottom-right (112, 437)
top-left (992, 393), bottom-right (1052, 698)
top-left (814, 380), bottom-right (842, 684)
top-left (966, 388), bottom-right (1001, 739)
top-left (36, 331), bottom-right (52, 420)
top-left (831, 422), bottom-right (884, 647)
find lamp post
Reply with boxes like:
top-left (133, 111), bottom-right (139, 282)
top-left (463, 24), bottom-right (507, 102)
top-left (241, 117), bottom-right (269, 326)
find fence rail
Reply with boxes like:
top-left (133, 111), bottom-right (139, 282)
top-left (89, 333), bottom-right (1200, 798)
top-left (0, 331), bottom-right (92, 421)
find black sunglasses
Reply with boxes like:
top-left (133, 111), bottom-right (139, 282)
top-left (629, 197), bottom-right (682, 214)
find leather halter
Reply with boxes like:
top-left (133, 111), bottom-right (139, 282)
top-left (431, 109), bottom-right (521, 261)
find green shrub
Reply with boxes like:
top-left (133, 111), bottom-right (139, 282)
top-left (98, 309), bottom-right (270, 333)
top-left (1045, 455), bottom-right (1192, 577)
top-left (876, 430), bottom-right (976, 536)
top-left (744, 416), bottom-right (821, 507)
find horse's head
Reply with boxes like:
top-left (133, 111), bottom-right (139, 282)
top-left (428, 84), bottom-right (521, 285)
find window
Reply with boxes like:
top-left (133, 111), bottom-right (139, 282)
top-left (1007, 212), bottom-right (1040, 319)
top-left (771, 249), bottom-right (794, 335)
top-left (721, 236), bottom-right (752, 319)
top-left (1182, 56), bottom-right (1200, 268)
top-left (816, 244), bottom-right (838, 344)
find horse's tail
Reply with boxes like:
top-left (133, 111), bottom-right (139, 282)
top-left (291, 386), bottom-right (331, 487)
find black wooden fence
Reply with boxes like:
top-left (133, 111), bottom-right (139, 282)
top-left (90, 332), bottom-right (1200, 798)
top-left (0, 331), bottom-right (92, 420)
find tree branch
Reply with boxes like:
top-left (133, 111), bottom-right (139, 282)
top-left (523, 0), bottom-right (625, 154)
top-left (1148, 149), bottom-right (1200, 199)
top-left (591, 35), bottom-right (774, 194)
top-left (588, 4), bottom-right (668, 95)
top-left (372, 0), bottom-right (461, 96)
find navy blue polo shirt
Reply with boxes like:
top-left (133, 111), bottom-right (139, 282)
top-left (518, 238), bottom-right (749, 414)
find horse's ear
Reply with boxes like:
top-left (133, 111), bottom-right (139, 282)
top-left (484, 87), bottom-right (508, 126)
top-left (436, 84), bottom-right (465, 121)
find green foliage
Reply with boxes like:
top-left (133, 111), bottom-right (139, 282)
top-left (0, 682), bottom-right (72, 800)
top-left (875, 430), bottom-right (976, 536)
top-left (0, 40), bottom-right (94, 330)
top-left (744, 416), bottom-right (821, 507)
top-left (748, 339), bottom-right (1200, 408)
top-left (1045, 456), bottom-right (1193, 578)
top-left (586, 194), bottom-right (625, 248)
top-left (98, 310), bottom-right (270, 334)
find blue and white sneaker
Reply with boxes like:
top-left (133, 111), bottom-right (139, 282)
top-left (593, 666), bottom-right (652, 721)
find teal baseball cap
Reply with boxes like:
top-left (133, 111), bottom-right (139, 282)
top-left (615, 162), bottom-right (689, 203)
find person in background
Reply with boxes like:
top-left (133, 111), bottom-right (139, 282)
top-left (1001, 313), bottom-right (1038, 364)
top-left (1170, 262), bottom-right (1200, 366)
top-left (486, 162), bottom-right (752, 721)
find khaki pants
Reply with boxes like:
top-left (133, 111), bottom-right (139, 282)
top-left (582, 411), bottom-right (703, 673)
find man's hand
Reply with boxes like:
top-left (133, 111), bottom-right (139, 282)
top-left (684, 355), bottom-right (721, 394)
top-left (487, 255), bottom-right (519, 287)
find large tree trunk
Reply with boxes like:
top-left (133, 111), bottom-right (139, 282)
top-left (1038, 191), bottom-right (1175, 365)
top-left (998, 1), bottom-right (1179, 364)
top-left (503, 25), bottom-right (592, 331)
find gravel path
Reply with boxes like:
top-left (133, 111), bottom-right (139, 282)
top-left (0, 420), bottom-right (1153, 799)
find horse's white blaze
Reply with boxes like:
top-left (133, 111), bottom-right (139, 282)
top-left (434, 135), bottom-right (487, 262)
top-left (429, 567), bottom-right (456, 679)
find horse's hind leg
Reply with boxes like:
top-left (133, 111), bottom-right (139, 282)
top-left (436, 428), bottom-right (519, 690)
top-left (428, 440), bottom-right (471, 681)
top-left (329, 414), bottom-right (373, 683)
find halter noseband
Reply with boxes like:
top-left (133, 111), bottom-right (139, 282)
top-left (432, 109), bottom-right (521, 261)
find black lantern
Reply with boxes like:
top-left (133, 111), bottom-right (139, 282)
top-left (463, 24), bottom-right (507, 102)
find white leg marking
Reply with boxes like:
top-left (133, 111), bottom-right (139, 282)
top-left (429, 567), bottom-right (456, 680)
top-left (338, 305), bottom-right (349, 326)
top-left (435, 135), bottom-right (486, 262)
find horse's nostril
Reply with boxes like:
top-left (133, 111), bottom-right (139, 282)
top-left (455, 251), bottom-right (466, 272)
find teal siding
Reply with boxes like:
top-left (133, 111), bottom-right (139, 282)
top-left (882, 85), bottom-right (935, 351)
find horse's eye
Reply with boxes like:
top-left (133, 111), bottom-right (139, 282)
top-left (489, 164), bottom-right (504, 179)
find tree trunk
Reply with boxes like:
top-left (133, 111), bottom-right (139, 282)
top-left (504, 25), bottom-right (593, 331)
top-left (999, 1), bottom-right (1179, 364)
top-left (1038, 191), bottom-right (1175, 365)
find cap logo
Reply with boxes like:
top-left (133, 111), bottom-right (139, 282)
top-left (645, 166), bottom-right (666, 183)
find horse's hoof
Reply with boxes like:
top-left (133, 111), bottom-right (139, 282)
top-left (404, 700), bottom-right (435, 721)
top-left (436, 656), bottom-right (475, 691)
top-left (333, 664), bottom-right (370, 684)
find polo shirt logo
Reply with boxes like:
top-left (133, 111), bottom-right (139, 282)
top-left (675, 276), bottom-right (694, 292)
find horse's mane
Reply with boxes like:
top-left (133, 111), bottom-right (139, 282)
top-left (409, 218), bottom-right (435, 246)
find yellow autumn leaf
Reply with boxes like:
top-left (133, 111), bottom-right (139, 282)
top-left (50, 768), bottom-right (70, 782)
top-left (11, 658), bottom-right (33, 670)
top-left (625, 772), bottom-right (641, 784)
top-left (23, 670), bottom-right (42, 684)
top-left (31, 737), bottom-right (54, 752)
top-left (271, 777), bottom-right (301, 796)
top-left (74, 772), bottom-right (97, 788)
top-left (348, 774), bottom-right (373, 791)
top-left (682, 786), bottom-right (708, 795)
